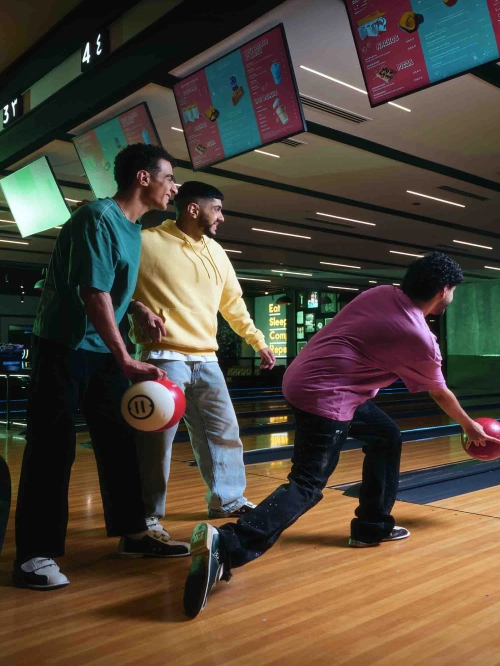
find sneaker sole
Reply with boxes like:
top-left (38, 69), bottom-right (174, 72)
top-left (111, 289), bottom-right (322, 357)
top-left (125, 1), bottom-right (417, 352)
top-left (12, 575), bottom-right (70, 590)
top-left (350, 530), bottom-right (411, 548)
top-left (348, 538), bottom-right (379, 548)
top-left (190, 522), bottom-right (213, 558)
top-left (184, 523), bottom-right (214, 618)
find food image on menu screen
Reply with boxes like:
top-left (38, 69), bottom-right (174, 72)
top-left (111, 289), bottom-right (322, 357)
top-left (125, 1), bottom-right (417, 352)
top-left (73, 103), bottom-right (161, 199)
top-left (173, 24), bottom-right (307, 169)
top-left (345, 0), bottom-right (500, 107)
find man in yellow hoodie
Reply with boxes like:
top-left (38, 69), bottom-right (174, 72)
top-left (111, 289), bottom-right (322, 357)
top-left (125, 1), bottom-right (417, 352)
top-left (130, 181), bottom-right (275, 535)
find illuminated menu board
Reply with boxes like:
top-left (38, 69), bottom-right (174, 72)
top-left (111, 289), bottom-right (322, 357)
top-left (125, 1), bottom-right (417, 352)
top-left (344, 0), bottom-right (500, 107)
top-left (173, 24), bottom-right (307, 169)
top-left (254, 294), bottom-right (287, 365)
top-left (73, 103), bottom-right (162, 199)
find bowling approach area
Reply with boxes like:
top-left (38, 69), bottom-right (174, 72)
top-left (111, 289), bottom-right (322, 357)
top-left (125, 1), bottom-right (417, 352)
top-left (3, 385), bottom-right (500, 665)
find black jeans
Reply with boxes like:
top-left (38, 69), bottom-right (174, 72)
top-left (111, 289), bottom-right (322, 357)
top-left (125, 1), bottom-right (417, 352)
top-left (218, 400), bottom-right (402, 568)
top-left (15, 336), bottom-right (147, 562)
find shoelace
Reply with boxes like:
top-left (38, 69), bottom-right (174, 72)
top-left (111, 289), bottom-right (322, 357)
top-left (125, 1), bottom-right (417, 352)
top-left (148, 527), bottom-right (173, 543)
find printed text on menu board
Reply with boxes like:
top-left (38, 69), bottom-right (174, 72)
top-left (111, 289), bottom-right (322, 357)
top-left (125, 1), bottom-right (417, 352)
top-left (345, 0), bottom-right (500, 106)
top-left (174, 25), bottom-right (305, 169)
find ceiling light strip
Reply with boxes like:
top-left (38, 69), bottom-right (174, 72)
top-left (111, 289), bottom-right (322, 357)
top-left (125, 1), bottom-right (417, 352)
top-left (390, 250), bottom-right (424, 258)
top-left (407, 190), bottom-right (465, 208)
top-left (0, 238), bottom-right (28, 245)
top-left (328, 285), bottom-right (359, 291)
top-left (453, 240), bottom-right (493, 250)
top-left (254, 150), bottom-right (280, 158)
top-left (238, 277), bottom-right (272, 282)
top-left (299, 66), bottom-right (411, 111)
top-left (271, 270), bottom-right (312, 276)
top-left (252, 228), bottom-right (311, 240)
top-left (316, 212), bottom-right (376, 227)
top-left (320, 261), bottom-right (361, 269)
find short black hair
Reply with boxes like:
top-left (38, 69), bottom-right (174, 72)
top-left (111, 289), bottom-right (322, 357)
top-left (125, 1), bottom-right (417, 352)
top-left (174, 181), bottom-right (224, 211)
top-left (113, 144), bottom-right (176, 191)
top-left (401, 251), bottom-right (463, 301)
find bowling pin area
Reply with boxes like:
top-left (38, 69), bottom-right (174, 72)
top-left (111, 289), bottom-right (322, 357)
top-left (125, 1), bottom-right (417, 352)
top-left (3, 382), bottom-right (500, 665)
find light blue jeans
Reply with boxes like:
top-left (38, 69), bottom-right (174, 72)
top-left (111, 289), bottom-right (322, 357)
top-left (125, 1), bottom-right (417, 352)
top-left (135, 360), bottom-right (248, 517)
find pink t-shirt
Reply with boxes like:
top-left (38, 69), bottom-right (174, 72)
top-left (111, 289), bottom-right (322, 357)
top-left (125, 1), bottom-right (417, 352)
top-left (283, 286), bottom-right (447, 421)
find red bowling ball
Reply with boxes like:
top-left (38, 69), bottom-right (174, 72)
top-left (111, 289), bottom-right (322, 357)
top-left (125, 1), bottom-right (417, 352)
top-left (461, 417), bottom-right (500, 461)
top-left (121, 378), bottom-right (186, 432)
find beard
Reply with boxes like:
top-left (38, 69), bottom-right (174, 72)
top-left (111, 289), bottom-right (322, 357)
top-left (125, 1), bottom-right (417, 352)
top-left (204, 227), bottom-right (217, 239)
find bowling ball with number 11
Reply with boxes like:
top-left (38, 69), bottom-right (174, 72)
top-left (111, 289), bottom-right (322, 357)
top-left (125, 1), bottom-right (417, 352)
top-left (121, 378), bottom-right (186, 432)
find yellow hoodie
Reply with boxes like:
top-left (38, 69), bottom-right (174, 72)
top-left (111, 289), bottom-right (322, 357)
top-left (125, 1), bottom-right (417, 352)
top-left (130, 219), bottom-right (267, 355)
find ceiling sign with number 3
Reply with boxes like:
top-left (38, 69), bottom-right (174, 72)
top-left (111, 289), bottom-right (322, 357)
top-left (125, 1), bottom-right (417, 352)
top-left (81, 29), bottom-right (110, 73)
top-left (2, 96), bottom-right (24, 128)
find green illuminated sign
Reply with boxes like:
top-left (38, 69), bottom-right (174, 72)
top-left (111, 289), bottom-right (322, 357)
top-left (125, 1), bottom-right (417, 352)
top-left (0, 157), bottom-right (70, 237)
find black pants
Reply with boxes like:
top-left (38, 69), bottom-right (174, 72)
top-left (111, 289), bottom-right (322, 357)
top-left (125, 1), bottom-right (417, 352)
top-left (218, 400), bottom-right (402, 568)
top-left (15, 336), bottom-right (147, 562)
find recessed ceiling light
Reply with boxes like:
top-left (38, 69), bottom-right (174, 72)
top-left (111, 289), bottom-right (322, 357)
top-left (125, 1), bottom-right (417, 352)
top-left (254, 150), bottom-right (280, 158)
top-left (171, 127), bottom-right (184, 132)
top-left (453, 240), bottom-right (493, 250)
top-left (0, 238), bottom-right (28, 245)
top-left (271, 269), bottom-right (312, 276)
top-left (328, 285), bottom-right (359, 291)
top-left (316, 212), bottom-right (376, 227)
top-left (252, 228), bottom-right (311, 240)
top-left (485, 266), bottom-right (500, 271)
top-left (238, 277), bottom-right (272, 282)
top-left (390, 250), bottom-right (424, 258)
top-left (223, 249), bottom-right (242, 253)
top-left (393, 283), bottom-right (401, 286)
top-left (320, 261), bottom-right (361, 269)
top-left (299, 66), bottom-right (411, 111)
top-left (406, 190), bottom-right (465, 208)
top-left (369, 280), bottom-right (377, 283)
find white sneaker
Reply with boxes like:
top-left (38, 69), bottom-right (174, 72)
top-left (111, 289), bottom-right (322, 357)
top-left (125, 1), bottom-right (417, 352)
top-left (13, 557), bottom-right (70, 590)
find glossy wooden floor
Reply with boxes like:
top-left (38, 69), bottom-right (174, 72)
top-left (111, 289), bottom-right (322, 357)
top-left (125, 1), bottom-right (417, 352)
top-left (3, 425), bottom-right (500, 665)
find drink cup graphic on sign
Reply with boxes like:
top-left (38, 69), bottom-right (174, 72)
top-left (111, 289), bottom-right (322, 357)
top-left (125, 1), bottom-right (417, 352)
top-left (270, 61), bottom-right (282, 84)
top-left (276, 105), bottom-right (288, 124)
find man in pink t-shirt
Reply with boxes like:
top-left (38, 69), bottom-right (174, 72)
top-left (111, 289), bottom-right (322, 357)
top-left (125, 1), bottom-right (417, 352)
top-left (183, 252), bottom-right (499, 618)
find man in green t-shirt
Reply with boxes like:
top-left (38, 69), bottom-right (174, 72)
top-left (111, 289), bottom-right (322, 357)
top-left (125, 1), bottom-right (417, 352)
top-left (14, 143), bottom-right (190, 591)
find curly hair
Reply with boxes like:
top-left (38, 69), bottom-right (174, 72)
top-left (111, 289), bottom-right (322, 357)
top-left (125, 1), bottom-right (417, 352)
top-left (113, 143), bottom-right (176, 191)
top-left (401, 251), bottom-right (463, 301)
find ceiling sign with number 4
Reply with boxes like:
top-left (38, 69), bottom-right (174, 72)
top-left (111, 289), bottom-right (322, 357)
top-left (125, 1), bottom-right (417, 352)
top-left (81, 29), bottom-right (110, 72)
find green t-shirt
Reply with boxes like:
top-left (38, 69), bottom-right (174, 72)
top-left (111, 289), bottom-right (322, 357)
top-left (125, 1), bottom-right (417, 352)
top-left (33, 198), bottom-right (142, 353)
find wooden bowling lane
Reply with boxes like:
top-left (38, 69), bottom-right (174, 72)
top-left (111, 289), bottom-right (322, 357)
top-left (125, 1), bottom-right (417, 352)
top-left (243, 433), bottom-right (472, 486)
top-left (430, 486), bottom-right (500, 518)
top-left (4, 426), bottom-right (500, 664)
